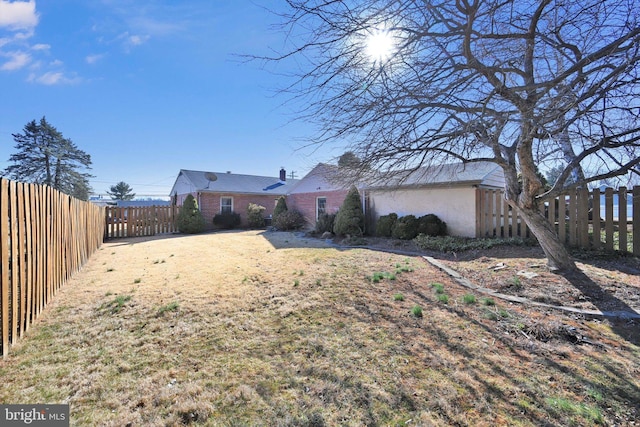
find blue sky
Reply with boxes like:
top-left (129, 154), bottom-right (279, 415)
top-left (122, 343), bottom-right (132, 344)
top-left (0, 1), bottom-right (337, 199)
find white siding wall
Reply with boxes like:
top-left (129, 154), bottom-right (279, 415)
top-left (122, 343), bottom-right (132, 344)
top-left (171, 173), bottom-right (195, 197)
top-left (369, 187), bottom-right (477, 237)
top-left (481, 169), bottom-right (506, 188)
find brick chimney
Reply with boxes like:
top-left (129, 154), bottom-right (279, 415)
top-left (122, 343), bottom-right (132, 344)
top-left (279, 167), bottom-right (286, 181)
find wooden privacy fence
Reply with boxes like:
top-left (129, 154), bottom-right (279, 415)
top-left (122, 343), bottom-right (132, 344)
top-left (477, 186), bottom-right (639, 256)
top-left (105, 205), bottom-right (179, 239)
top-left (1, 178), bottom-right (105, 357)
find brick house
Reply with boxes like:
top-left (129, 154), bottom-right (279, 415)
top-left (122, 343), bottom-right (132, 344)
top-left (169, 168), bottom-right (299, 229)
top-left (170, 161), bottom-right (504, 236)
top-left (287, 163), bottom-right (352, 227)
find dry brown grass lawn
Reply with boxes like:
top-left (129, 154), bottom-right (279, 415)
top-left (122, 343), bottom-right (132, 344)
top-left (0, 230), bottom-right (638, 426)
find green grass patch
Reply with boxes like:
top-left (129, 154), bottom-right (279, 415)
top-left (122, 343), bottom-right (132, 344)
top-left (483, 309), bottom-right (499, 321)
top-left (431, 282), bottom-right (445, 294)
top-left (156, 301), bottom-right (179, 316)
top-left (462, 294), bottom-right (476, 304)
top-left (508, 275), bottom-right (522, 290)
top-left (370, 271), bottom-right (396, 283)
top-left (393, 293), bottom-right (405, 301)
top-left (545, 397), bottom-right (604, 424)
top-left (482, 297), bottom-right (496, 306)
top-left (100, 295), bottom-right (132, 314)
top-left (437, 294), bottom-right (449, 304)
top-left (411, 305), bottom-right (423, 317)
top-left (394, 262), bottom-right (414, 274)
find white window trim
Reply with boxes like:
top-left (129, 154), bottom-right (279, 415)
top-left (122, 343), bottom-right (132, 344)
top-left (316, 196), bottom-right (327, 220)
top-left (220, 196), bottom-right (233, 213)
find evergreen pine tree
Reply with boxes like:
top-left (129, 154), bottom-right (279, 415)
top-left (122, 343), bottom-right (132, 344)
top-left (2, 117), bottom-right (93, 200)
top-left (107, 181), bottom-right (136, 200)
top-left (177, 194), bottom-right (205, 234)
top-left (333, 186), bottom-right (364, 236)
top-left (273, 196), bottom-right (288, 219)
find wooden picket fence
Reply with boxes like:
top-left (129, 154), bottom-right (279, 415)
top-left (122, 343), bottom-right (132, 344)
top-left (477, 186), bottom-right (639, 256)
top-left (1, 178), bottom-right (105, 357)
top-left (105, 205), bottom-right (179, 239)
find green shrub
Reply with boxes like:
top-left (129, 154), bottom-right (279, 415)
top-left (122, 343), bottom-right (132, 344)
top-left (177, 194), bottom-right (205, 234)
top-left (392, 215), bottom-right (419, 240)
top-left (375, 213), bottom-right (398, 237)
top-left (247, 203), bottom-right (266, 228)
top-left (333, 186), bottom-right (365, 236)
top-left (213, 212), bottom-right (241, 229)
top-left (273, 210), bottom-right (305, 230)
top-left (417, 214), bottom-right (447, 236)
top-left (315, 213), bottom-right (336, 234)
top-left (411, 305), bottom-right (423, 317)
top-left (273, 196), bottom-right (288, 220)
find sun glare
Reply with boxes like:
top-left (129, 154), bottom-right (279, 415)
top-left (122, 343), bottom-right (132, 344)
top-left (365, 30), bottom-right (395, 64)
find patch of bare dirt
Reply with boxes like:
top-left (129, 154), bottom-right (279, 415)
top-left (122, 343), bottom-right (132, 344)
top-left (333, 235), bottom-right (640, 316)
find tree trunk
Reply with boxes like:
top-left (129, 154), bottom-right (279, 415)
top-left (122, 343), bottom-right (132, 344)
top-left (517, 205), bottom-right (577, 273)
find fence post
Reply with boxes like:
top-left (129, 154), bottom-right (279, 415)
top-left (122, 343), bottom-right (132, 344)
top-left (1, 179), bottom-right (9, 357)
top-left (578, 188), bottom-right (589, 248)
top-left (592, 188), bottom-right (601, 249)
top-left (619, 187), bottom-right (628, 253)
top-left (634, 186), bottom-right (640, 256)
top-left (605, 188), bottom-right (614, 251)
top-left (9, 181), bottom-right (18, 345)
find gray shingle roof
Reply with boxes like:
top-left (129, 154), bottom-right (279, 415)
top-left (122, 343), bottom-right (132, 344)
top-left (174, 169), bottom-right (300, 195)
top-left (369, 161), bottom-right (503, 188)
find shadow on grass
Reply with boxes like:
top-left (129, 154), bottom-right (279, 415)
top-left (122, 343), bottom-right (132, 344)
top-left (346, 281), bottom-right (640, 425)
top-left (562, 269), bottom-right (640, 345)
top-left (257, 230), bottom-right (345, 251)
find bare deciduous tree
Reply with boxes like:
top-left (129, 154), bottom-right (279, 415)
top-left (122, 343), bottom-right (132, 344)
top-left (268, 0), bottom-right (640, 272)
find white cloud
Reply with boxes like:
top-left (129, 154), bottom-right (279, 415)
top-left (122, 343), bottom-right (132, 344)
top-left (128, 34), bottom-right (148, 46)
top-left (0, 50), bottom-right (30, 70)
top-left (28, 70), bottom-right (80, 85)
top-left (31, 43), bottom-right (50, 51)
top-left (116, 31), bottom-right (150, 52)
top-left (0, 2), bottom-right (83, 84)
top-left (0, 0), bottom-right (38, 31)
top-left (129, 16), bottom-right (182, 37)
top-left (85, 53), bottom-right (105, 64)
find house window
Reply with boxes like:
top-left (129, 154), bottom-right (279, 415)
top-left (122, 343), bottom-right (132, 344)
top-left (316, 197), bottom-right (327, 219)
top-left (221, 197), bottom-right (233, 213)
